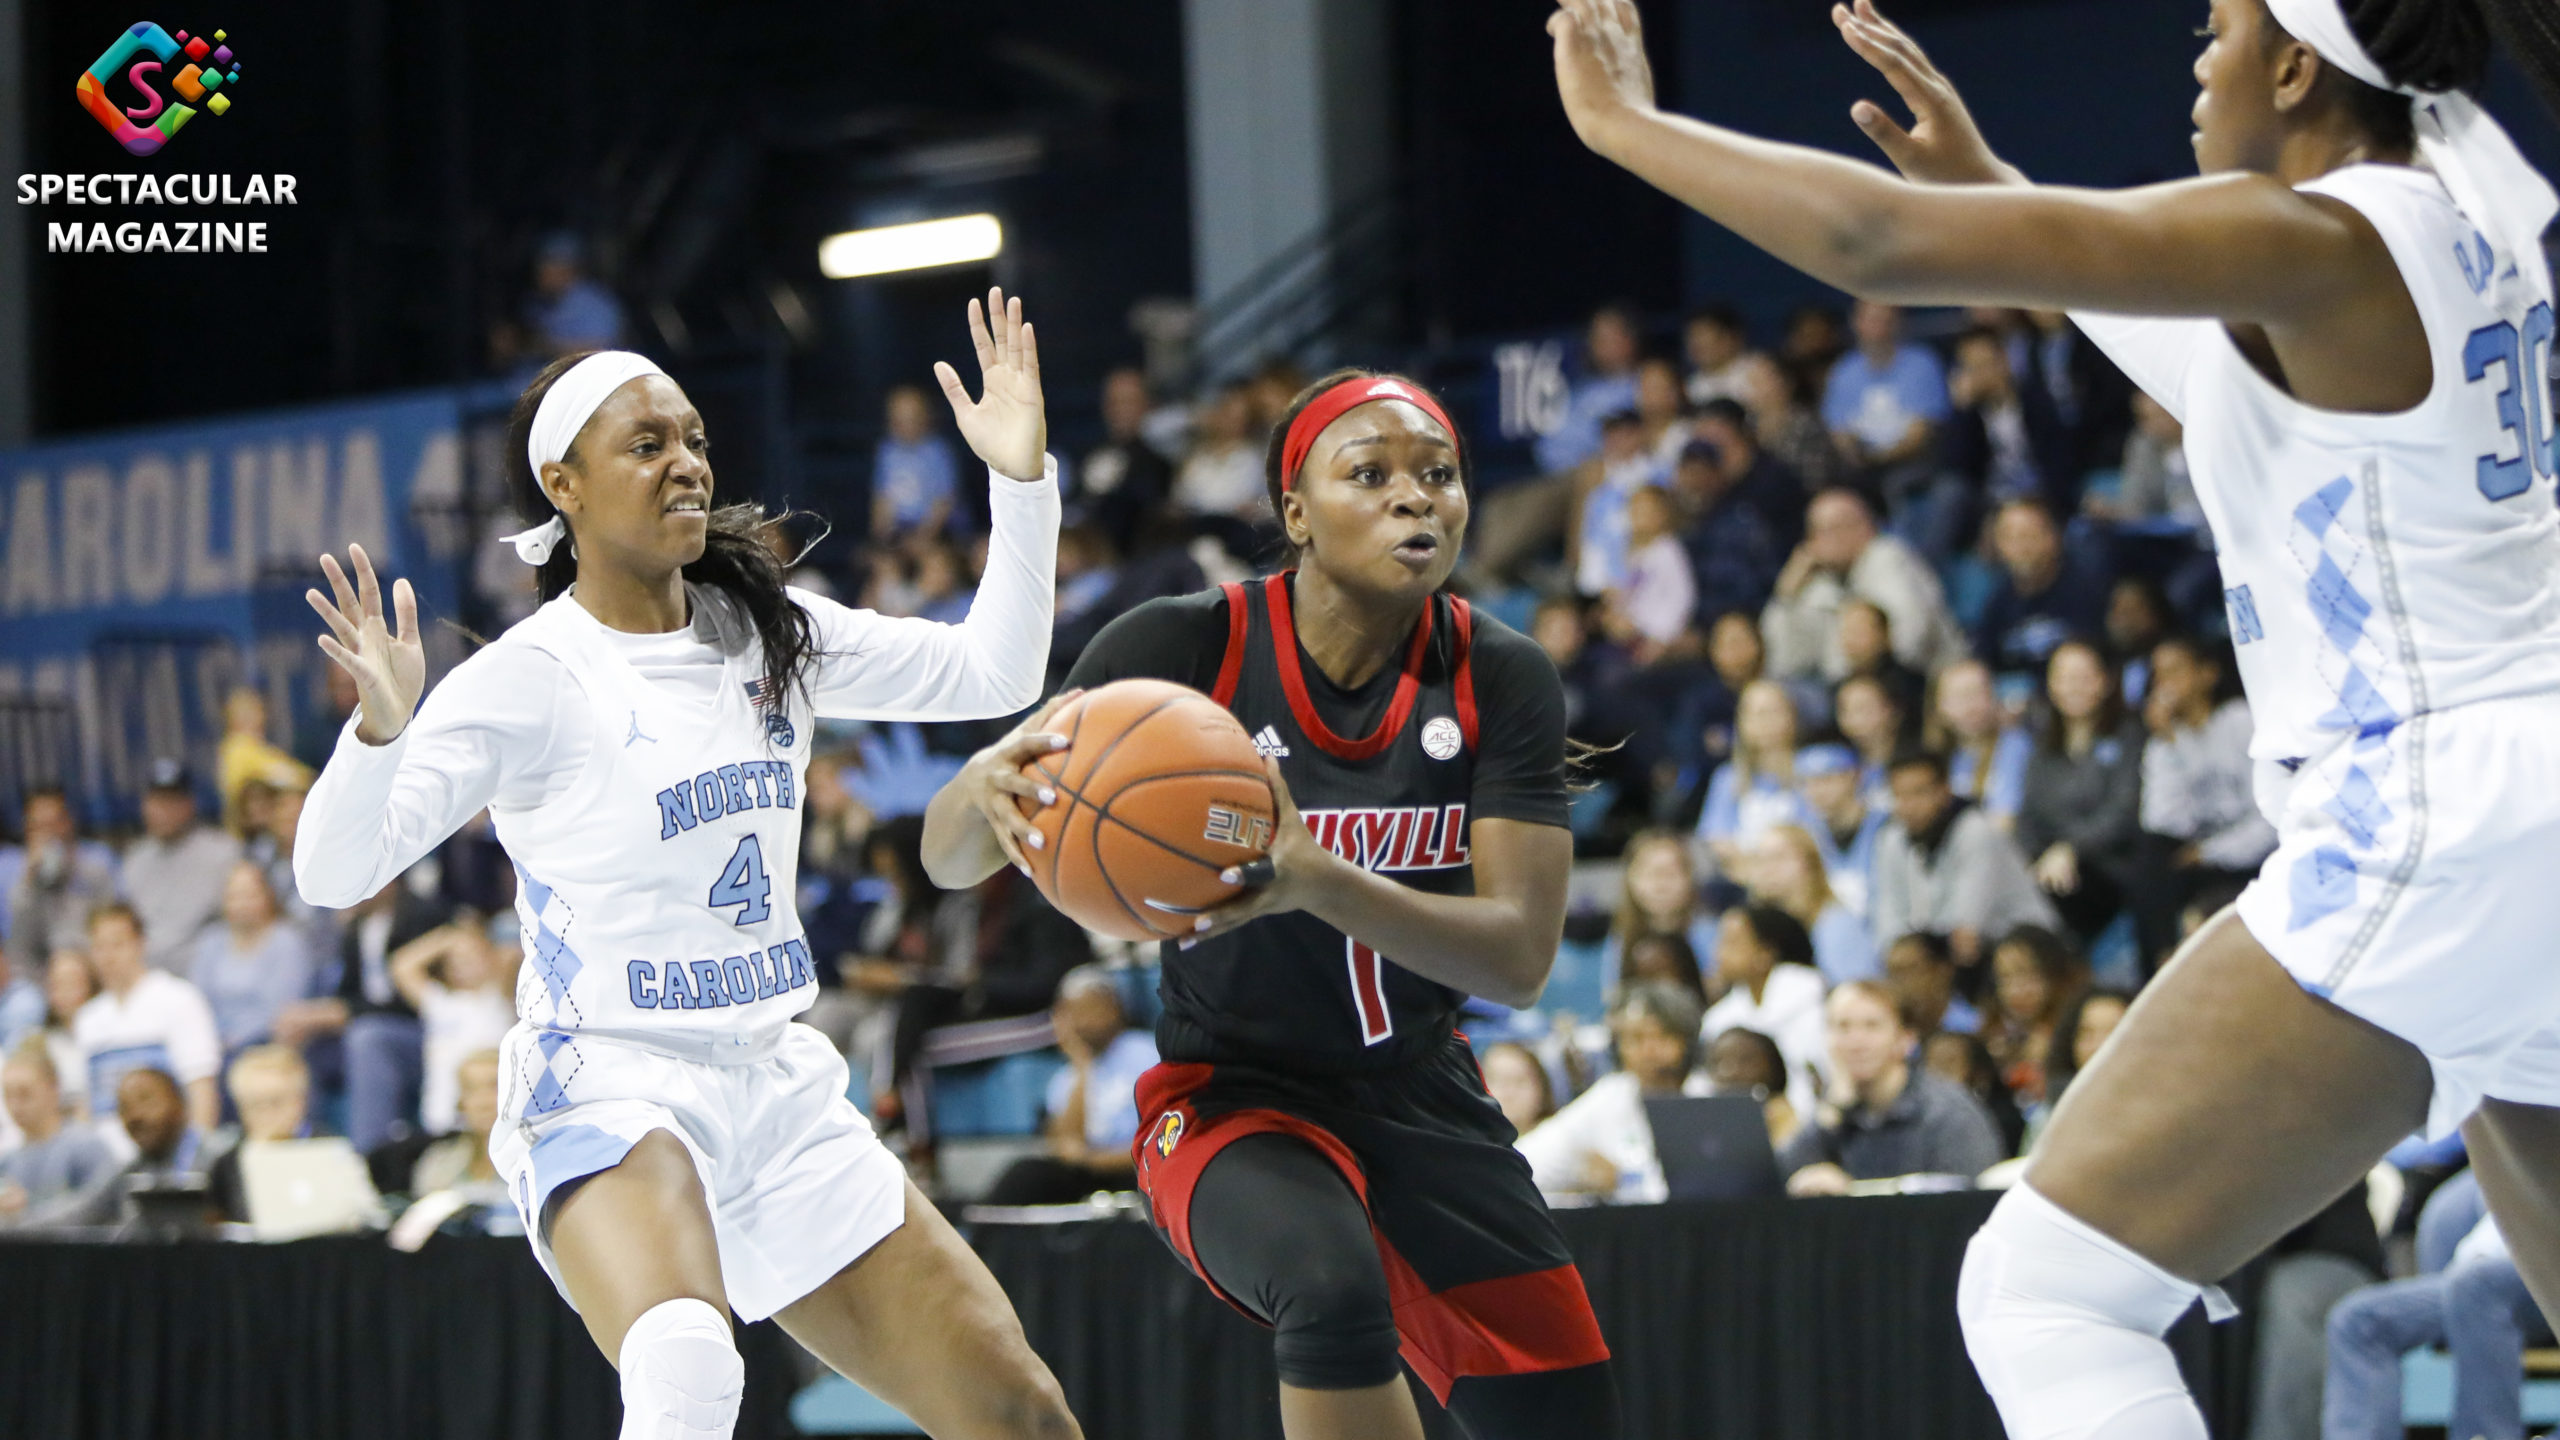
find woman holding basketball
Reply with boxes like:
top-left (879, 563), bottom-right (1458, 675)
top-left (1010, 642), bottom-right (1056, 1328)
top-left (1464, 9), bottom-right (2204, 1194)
top-left (1549, 0), bottom-right (2560, 1436)
top-left (295, 292), bottom-right (1082, 1440)
top-left (931, 371), bottom-right (1619, 1439)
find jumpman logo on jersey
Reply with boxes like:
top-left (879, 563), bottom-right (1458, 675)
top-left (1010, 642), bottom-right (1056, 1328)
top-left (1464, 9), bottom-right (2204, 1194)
top-left (1250, 725), bottom-right (1291, 758)
top-left (625, 710), bottom-right (657, 748)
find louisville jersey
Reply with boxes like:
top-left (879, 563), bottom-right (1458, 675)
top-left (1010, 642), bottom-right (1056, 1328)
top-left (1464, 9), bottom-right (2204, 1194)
top-left (1064, 573), bottom-right (1570, 1074)
top-left (2073, 163), bottom-right (2560, 764)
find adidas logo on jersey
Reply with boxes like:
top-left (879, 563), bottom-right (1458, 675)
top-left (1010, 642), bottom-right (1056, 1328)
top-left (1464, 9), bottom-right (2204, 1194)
top-left (1250, 725), bottom-right (1291, 758)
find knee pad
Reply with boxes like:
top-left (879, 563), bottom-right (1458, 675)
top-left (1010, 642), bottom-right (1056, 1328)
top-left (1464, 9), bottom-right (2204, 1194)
top-left (618, 1297), bottom-right (743, 1440)
top-left (1957, 1185), bottom-right (2209, 1440)
top-left (1266, 1251), bottom-right (1403, 1392)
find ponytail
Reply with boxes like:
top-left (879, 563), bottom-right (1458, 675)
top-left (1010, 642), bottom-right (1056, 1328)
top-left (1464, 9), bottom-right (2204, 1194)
top-left (2331, 0), bottom-right (2560, 143)
top-left (2478, 0), bottom-right (2560, 125)
top-left (504, 351), bottom-right (819, 710)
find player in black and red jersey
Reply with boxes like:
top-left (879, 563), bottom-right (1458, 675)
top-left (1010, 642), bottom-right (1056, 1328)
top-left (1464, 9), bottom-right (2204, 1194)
top-left (929, 370), bottom-right (1619, 1440)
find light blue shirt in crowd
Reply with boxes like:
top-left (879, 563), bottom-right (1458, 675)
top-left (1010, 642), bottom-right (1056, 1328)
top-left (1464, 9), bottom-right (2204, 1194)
top-left (1048, 1028), bottom-right (1161, 1151)
top-left (1693, 766), bottom-right (1814, 850)
top-left (1948, 728), bottom-right (2034, 825)
top-left (1534, 372), bottom-right (1639, 475)
top-left (189, 924), bottom-right (315, 1052)
top-left (1822, 344), bottom-right (1951, 452)
top-left (874, 435), bottom-right (962, 532)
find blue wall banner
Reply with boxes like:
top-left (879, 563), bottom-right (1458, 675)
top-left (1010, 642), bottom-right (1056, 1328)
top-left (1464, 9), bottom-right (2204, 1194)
top-left (0, 390), bottom-right (471, 825)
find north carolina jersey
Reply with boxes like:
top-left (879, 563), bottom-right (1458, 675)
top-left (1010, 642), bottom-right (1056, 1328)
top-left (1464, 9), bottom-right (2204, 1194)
top-left (489, 591), bottom-right (822, 1055)
top-left (1064, 575), bottom-right (1570, 1075)
top-left (2075, 164), bottom-right (2560, 764)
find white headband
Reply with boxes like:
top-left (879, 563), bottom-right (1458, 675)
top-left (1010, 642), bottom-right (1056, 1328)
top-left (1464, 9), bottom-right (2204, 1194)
top-left (2265, 0), bottom-right (2557, 307)
top-left (500, 350), bottom-right (671, 565)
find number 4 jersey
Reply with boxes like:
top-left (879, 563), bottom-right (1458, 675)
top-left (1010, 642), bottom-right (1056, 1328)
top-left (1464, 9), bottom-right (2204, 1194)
top-left (293, 464), bottom-right (1061, 1057)
top-left (2072, 163), bottom-right (2560, 767)
top-left (1062, 575), bottom-right (1571, 1075)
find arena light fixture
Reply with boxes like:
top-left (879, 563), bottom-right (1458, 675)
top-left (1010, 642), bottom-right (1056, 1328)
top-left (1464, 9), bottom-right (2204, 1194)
top-left (818, 214), bottom-right (1003, 279)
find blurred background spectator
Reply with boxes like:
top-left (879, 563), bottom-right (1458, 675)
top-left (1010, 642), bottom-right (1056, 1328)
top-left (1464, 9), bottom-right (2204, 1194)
top-left (190, 862), bottom-right (314, 1062)
top-left (1779, 982), bottom-right (2001, 1196)
top-left (75, 904), bottom-right (222, 1140)
top-left (208, 1044), bottom-right (319, 1223)
top-left (871, 384), bottom-right (963, 545)
top-left (1871, 750), bottom-right (2057, 975)
top-left (121, 760), bottom-right (241, 974)
top-left (6, 788), bottom-right (116, 993)
top-left (1518, 982), bottom-right (1709, 1204)
top-left (0, 1039), bottom-right (114, 1223)
top-left (25, 1066), bottom-right (205, 1229)
top-left (986, 966), bottom-right (1157, 1206)
top-left (2015, 639), bottom-right (2147, 950)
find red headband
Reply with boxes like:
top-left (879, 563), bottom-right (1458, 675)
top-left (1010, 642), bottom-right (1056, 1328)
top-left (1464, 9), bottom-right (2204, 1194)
top-left (1278, 376), bottom-right (1461, 492)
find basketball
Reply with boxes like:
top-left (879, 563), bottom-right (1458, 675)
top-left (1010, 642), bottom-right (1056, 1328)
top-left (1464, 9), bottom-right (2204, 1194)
top-left (1017, 679), bottom-right (1277, 942)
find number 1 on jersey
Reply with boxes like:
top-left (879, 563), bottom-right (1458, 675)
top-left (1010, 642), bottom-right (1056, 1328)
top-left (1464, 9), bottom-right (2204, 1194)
top-left (709, 834), bottom-right (772, 925)
top-left (1347, 940), bottom-right (1393, 1046)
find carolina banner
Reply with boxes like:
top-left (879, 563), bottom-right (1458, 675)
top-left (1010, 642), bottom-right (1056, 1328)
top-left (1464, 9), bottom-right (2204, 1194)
top-left (0, 390), bottom-right (469, 821)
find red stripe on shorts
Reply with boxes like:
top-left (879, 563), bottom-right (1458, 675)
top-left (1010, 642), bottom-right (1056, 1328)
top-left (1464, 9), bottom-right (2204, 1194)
top-left (1128, 1062), bottom-right (1610, 1404)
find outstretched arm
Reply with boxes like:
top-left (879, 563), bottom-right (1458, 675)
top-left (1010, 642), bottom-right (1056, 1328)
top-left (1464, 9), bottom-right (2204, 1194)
top-left (1549, 0), bottom-right (2399, 325)
top-left (806, 290), bottom-right (1059, 723)
top-left (295, 545), bottom-right (565, 908)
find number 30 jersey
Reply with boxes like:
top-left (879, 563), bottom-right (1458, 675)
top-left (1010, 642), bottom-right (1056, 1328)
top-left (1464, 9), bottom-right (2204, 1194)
top-left (2073, 163), bottom-right (2560, 766)
top-left (1062, 575), bottom-right (1571, 1076)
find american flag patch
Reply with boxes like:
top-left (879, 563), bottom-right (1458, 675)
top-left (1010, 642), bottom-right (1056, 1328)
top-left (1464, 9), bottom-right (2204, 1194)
top-left (743, 677), bottom-right (780, 708)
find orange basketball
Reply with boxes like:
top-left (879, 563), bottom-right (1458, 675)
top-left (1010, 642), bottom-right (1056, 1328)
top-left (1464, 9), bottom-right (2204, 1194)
top-left (1017, 679), bottom-right (1276, 942)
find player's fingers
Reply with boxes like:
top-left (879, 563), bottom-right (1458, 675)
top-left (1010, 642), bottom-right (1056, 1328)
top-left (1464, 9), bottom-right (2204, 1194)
top-left (1018, 318), bottom-right (1040, 390)
top-left (1001, 732), bottom-right (1071, 768)
top-left (392, 578), bottom-right (419, 647)
top-left (989, 770), bottom-right (1053, 806)
top-left (315, 632), bottom-right (364, 676)
top-left (933, 360), bottom-right (973, 413)
top-left (350, 543), bottom-right (385, 622)
top-left (966, 296), bottom-right (996, 377)
top-left (305, 590), bottom-right (359, 647)
top-left (988, 288), bottom-right (1011, 370)
top-left (990, 819), bottom-right (1031, 877)
top-left (318, 552), bottom-right (360, 617)
top-left (1851, 99), bottom-right (1917, 157)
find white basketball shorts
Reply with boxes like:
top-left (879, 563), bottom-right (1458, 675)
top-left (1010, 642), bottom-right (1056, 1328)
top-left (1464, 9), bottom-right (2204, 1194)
top-left (2236, 689), bottom-right (2560, 1139)
top-left (490, 1020), bottom-right (908, 1322)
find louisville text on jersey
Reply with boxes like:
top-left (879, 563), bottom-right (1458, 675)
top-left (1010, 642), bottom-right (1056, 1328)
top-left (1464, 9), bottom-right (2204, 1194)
top-left (625, 938), bottom-right (816, 1010)
top-left (1301, 803), bottom-right (1471, 872)
top-left (654, 759), bottom-right (800, 839)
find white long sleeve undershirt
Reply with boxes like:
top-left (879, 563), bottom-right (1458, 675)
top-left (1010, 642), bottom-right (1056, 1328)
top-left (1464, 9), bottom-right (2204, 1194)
top-left (293, 459), bottom-right (1058, 910)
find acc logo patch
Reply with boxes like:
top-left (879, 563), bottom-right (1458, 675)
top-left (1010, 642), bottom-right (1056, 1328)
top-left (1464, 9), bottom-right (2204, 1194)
top-left (764, 711), bottom-right (796, 747)
top-left (1420, 715), bottom-right (1463, 761)
top-left (1153, 1111), bottom-right (1185, 1158)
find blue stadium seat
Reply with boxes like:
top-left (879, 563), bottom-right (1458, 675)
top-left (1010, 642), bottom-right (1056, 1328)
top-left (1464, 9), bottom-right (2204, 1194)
top-left (928, 1049), bottom-right (1067, 1138)
top-left (1538, 937), bottom-right (1611, 1021)
top-left (2400, 1348), bottom-right (2560, 1427)
top-left (791, 1375), bottom-right (926, 1435)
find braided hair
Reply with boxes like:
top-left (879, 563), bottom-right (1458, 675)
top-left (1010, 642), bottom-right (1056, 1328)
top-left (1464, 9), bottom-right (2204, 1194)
top-left (504, 351), bottom-right (819, 711)
top-left (2290, 0), bottom-right (2560, 149)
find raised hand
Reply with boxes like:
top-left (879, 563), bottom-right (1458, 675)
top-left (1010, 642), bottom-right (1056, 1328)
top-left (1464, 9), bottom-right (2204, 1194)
top-left (1833, 0), bottom-right (2023, 186)
top-left (1549, 0), bottom-right (1659, 155)
top-left (307, 543), bottom-right (425, 746)
top-left (934, 287), bottom-right (1048, 484)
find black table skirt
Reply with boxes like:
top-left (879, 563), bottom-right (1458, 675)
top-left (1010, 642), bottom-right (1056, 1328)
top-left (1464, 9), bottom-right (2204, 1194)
top-left (0, 1196), bottom-right (2257, 1440)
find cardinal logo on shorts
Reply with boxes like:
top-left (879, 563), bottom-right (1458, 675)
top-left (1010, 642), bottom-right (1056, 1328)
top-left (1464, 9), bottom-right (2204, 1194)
top-left (1420, 716), bottom-right (1463, 761)
top-left (1154, 1112), bottom-right (1184, 1158)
